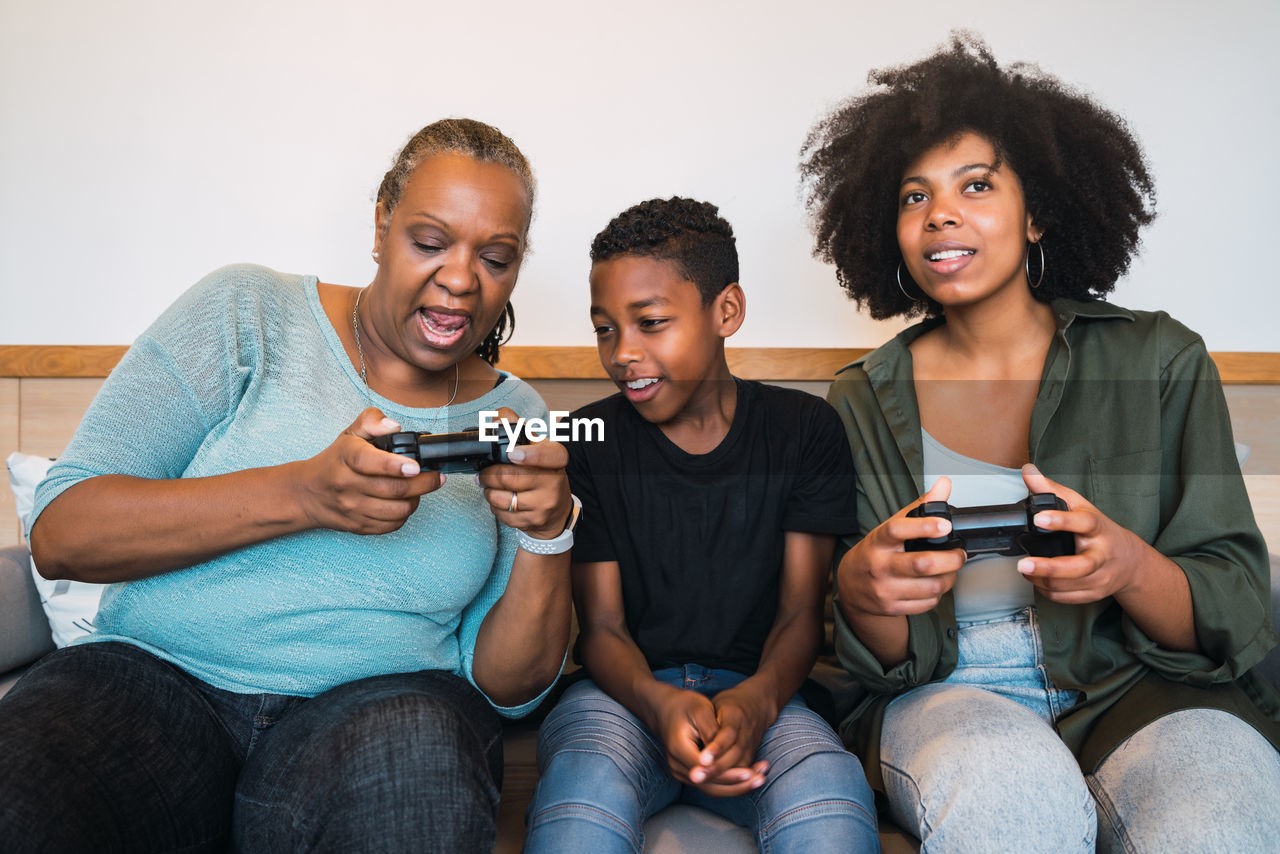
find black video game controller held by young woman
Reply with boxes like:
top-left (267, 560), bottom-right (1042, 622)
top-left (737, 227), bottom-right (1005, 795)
top-left (905, 493), bottom-right (1075, 557)
top-left (370, 427), bottom-right (528, 473)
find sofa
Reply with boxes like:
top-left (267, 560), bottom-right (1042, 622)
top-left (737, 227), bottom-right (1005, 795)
top-left (4, 541), bottom-right (1280, 853)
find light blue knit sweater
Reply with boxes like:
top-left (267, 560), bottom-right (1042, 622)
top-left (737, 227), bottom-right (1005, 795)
top-left (33, 264), bottom-right (551, 716)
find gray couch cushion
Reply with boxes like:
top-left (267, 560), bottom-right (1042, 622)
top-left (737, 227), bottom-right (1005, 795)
top-left (0, 545), bottom-right (53, 676)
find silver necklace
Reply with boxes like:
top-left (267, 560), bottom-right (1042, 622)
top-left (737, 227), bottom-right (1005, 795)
top-left (352, 287), bottom-right (459, 408)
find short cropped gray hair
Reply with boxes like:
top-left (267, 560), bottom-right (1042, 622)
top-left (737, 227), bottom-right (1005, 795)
top-left (375, 118), bottom-right (536, 223)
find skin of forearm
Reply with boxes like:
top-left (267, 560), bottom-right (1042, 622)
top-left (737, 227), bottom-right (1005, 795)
top-left (471, 550), bottom-right (573, 706)
top-left (736, 607), bottom-right (821, 721)
top-left (716, 531), bottom-right (834, 726)
top-left (30, 467), bottom-right (313, 583)
top-left (835, 549), bottom-right (912, 667)
top-left (579, 625), bottom-right (680, 733)
top-left (842, 608), bottom-right (910, 668)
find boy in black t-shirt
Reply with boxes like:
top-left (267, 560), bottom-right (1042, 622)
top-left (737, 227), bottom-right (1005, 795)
top-left (524, 198), bottom-right (877, 853)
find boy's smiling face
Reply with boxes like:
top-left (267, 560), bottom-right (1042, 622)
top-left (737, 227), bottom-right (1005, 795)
top-left (589, 254), bottom-right (741, 426)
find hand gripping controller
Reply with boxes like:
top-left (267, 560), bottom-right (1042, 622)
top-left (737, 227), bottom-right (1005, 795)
top-left (370, 427), bottom-right (527, 473)
top-left (905, 493), bottom-right (1075, 557)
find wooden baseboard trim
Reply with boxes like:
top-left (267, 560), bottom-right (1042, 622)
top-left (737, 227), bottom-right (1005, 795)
top-left (2, 345), bottom-right (1278, 383)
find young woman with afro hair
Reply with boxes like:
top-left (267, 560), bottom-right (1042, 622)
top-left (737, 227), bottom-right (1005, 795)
top-left (802, 33), bottom-right (1280, 852)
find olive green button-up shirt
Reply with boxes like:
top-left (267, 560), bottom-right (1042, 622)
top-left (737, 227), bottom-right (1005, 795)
top-left (827, 298), bottom-right (1279, 791)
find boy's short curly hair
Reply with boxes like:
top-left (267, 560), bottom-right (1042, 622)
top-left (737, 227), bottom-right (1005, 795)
top-left (799, 32), bottom-right (1157, 319)
top-left (590, 197), bottom-right (739, 305)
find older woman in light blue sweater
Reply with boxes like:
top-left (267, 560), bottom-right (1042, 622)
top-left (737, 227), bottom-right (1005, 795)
top-left (0, 119), bottom-right (576, 853)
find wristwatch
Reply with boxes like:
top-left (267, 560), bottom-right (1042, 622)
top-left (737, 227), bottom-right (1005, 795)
top-left (516, 494), bottom-right (582, 555)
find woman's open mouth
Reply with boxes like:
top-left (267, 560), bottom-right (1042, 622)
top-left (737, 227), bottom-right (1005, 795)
top-left (418, 309), bottom-right (471, 348)
top-left (925, 247), bottom-right (975, 275)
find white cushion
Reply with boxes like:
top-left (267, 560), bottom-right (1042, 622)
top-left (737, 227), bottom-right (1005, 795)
top-left (643, 805), bottom-right (754, 852)
top-left (5, 452), bottom-right (105, 647)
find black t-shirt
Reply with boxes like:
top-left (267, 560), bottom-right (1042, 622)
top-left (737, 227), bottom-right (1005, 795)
top-left (566, 378), bottom-right (857, 675)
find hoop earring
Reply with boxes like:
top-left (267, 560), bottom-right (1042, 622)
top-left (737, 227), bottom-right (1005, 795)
top-left (897, 263), bottom-right (921, 302)
top-left (1025, 241), bottom-right (1045, 289)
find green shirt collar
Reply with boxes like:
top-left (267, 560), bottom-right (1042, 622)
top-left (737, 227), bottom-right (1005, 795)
top-left (839, 297), bottom-right (1136, 380)
top-left (833, 297), bottom-right (1138, 495)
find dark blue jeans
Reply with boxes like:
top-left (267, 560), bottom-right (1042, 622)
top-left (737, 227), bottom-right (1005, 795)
top-left (0, 641), bottom-right (503, 853)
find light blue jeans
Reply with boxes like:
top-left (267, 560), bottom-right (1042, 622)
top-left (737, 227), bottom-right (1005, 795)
top-left (880, 608), bottom-right (1280, 853)
top-left (525, 665), bottom-right (879, 853)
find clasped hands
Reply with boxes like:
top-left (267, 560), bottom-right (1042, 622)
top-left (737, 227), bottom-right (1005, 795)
top-left (652, 681), bottom-right (775, 798)
top-left (842, 464), bottom-right (1150, 616)
top-left (295, 407), bottom-right (570, 537)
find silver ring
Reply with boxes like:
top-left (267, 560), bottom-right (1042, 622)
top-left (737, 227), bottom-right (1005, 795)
top-left (507, 492), bottom-right (518, 513)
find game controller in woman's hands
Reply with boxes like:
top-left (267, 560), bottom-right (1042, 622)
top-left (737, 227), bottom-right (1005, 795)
top-left (906, 493), bottom-right (1075, 557)
top-left (370, 427), bottom-right (528, 473)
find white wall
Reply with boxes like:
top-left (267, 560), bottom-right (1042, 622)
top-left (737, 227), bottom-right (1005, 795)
top-left (2, 0), bottom-right (1277, 350)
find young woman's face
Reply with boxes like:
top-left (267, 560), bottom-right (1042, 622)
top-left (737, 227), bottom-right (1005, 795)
top-left (896, 132), bottom-right (1040, 310)
top-left (370, 152), bottom-right (530, 372)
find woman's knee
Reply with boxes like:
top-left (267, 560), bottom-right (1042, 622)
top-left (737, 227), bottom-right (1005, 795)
top-left (881, 684), bottom-right (1095, 851)
top-left (235, 674), bottom-right (501, 853)
top-left (308, 683), bottom-right (499, 790)
top-left (0, 643), bottom-right (238, 852)
top-left (1090, 708), bottom-right (1280, 854)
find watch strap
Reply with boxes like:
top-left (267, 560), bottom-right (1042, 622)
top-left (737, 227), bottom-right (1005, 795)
top-left (516, 494), bottom-right (582, 555)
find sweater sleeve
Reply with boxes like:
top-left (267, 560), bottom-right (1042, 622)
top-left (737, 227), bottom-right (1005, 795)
top-left (32, 266), bottom-right (263, 524)
top-left (1121, 336), bottom-right (1275, 684)
top-left (455, 380), bottom-right (565, 718)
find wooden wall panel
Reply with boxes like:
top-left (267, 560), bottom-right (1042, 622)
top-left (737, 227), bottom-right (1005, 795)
top-left (18, 378), bottom-right (104, 460)
top-left (0, 345), bottom-right (127, 378)
top-left (1225, 386), bottom-right (1280, 476)
top-left (1245, 477), bottom-right (1280, 555)
top-left (0, 379), bottom-right (19, 547)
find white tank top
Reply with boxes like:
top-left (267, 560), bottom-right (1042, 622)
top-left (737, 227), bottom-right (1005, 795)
top-left (922, 429), bottom-right (1036, 623)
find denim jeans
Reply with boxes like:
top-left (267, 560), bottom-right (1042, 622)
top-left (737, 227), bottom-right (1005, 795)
top-left (0, 641), bottom-right (503, 853)
top-left (524, 665), bottom-right (879, 854)
top-left (879, 608), bottom-right (1280, 853)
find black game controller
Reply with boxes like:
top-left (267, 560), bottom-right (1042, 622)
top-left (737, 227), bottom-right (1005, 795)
top-left (370, 427), bottom-right (528, 473)
top-left (905, 493), bottom-right (1075, 557)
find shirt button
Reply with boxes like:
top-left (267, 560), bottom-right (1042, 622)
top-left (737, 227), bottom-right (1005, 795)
top-left (946, 627), bottom-right (957, 640)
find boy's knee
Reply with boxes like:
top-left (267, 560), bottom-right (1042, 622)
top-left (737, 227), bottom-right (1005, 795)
top-left (537, 745), bottom-right (654, 807)
top-left (538, 686), bottom-right (662, 779)
top-left (527, 750), bottom-right (651, 853)
top-left (758, 747), bottom-right (878, 832)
